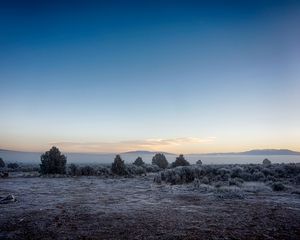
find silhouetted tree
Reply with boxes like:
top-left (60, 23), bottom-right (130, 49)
top-left (0, 158), bottom-right (5, 168)
top-left (133, 157), bottom-right (144, 166)
top-left (171, 154), bottom-right (190, 168)
top-left (196, 160), bottom-right (202, 165)
top-left (263, 158), bottom-right (271, 166)
top-left (152, 153), bottom-right (168, 169)
top-left (111, 155), bottom-right (127, 175)
top-left (40, 146), bottom-right (67, 174)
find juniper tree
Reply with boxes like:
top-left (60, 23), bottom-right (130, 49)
top-left (133, 157), bottom-right (144, 166)
top-left (40, 146), bottom-right (67, 174)
top-left (152, 153), bottom-right (168, 169)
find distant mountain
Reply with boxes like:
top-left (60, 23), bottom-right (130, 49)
top-left (199, 149), bottom-right (300, 156)
top-left (240, 149), bottom-right (300, 155)
top-left (1, 148), bottom-right (299, 158)
top-left (0, 149), bottom-right (40, 154)
top-left (122, 150), bottom-right (175, 155)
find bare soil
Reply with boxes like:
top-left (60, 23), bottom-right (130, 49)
top-left (1, 175), bottom-right (300, 240)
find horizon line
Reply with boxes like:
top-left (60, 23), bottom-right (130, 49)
top-left (1, 147), bottom-right (299, 155)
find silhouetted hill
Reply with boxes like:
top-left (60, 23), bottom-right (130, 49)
top-left (240, 149), bottom-right (300, 155)
top-left (199, 149), bottom-right (300, 156)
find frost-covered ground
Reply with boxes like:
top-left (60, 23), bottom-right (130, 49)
top-left (1, 175), bottom-right (300, 240)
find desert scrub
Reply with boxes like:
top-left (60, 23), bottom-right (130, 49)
top-left (214, 186), bottom-right (245, 199)
top-left (242, 182), bottom-right (271, 193)
top-left (271, 182), bottom-right (286, 191)
top-left (127, 164), bottom-right (146, 175)
top-left (154, 163), bottom-right (300, 200)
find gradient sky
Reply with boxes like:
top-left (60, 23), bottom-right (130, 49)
top-left (0, 0), bottom-right (300, 153)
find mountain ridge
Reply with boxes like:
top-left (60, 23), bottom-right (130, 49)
top-left (1, 148), bottom-right (300, 155)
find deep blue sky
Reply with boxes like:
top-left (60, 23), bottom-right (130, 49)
top-left (1, 0), bottom-right (300, 153)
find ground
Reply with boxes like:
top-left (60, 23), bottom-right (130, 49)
top-left (1, 175), bottom-right (300, 240)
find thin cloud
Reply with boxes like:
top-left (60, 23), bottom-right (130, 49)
top-left (50, 137), bottom-right (216, 153)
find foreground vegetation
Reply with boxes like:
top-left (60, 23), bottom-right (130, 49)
top-left (1, 147), bottom-right (300, 192)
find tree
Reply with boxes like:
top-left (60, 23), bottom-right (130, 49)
top-left (263, 158), bottom-right (271, 166)
top-left (40, 146), bottom-right (67, 174)
top-left (133, 157), bottom-right (144, 166)
top-left (0, 158), bottom-right (5, 168)
top-left (171, 154), bottom-right (190, 168)
top-left (152, 153), bottom-right (168, 169)
top-left (111, 155), bottom-right (127, 175)
top-left (196, 160), bottom-right (202, 165)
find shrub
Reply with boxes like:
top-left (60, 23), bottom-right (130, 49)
top-left (0, 172), bottom-right (9, 178)
top-left (242, 182), bottom-right (271, 193)
top-left (153, 174), bottom-right (162, 184)
top-left (252, 171), bottom-right (265, 181)
top-left (96, 166), bottom-right (111, 176)
top-left (171, 154), bottom-right (190, 168)
top-left (157, 166), bottom-right (196, 185)
top-left (229, 177), bottom-right (244, 187)
top-left (7, 163), bottom-right (19, 169)
top-left (40, 146), bottom-right (67, 174)
top-left (196, 160), bottom-right (202, 165)
top-left (295, 174), bottom-right (300, 185)
top-left (69, 164), bottom-right (78, 176)
top-left (111, 155), bottom-right (128, 175)
top-left (263, 158), bottom-right (271, 166)
top-left (144, 164), bottom-right (160, 173)
top-left (231, 166), bottom-right (243, 178)
top-left (272, 182), bottom-right (285, 191)
top-left (214, 186), bottom-right (245, 199)
top-left (127, 164), bottom-right (146, 175)
top-left (80, 166), bottom-right (96, 176)
top-left (152, 153), bottom-right (168, 169)
top-left (201, 176), bottom-right (210, 184)
top-left (0, 158), bottom-right (5, 168)
top-left (217, 168), bottom-right (231, 181)
top-left (133, 157), bottom-right (144, 166)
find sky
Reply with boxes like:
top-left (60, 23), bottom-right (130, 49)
top-left (0, 0), bottom-right (300, 154)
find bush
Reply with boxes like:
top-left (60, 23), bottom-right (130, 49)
top-left (295, 174), bottom-right (300, 185)
top-left (127, 164), bottom-right (146, 175)
top-left (0, 158), bottom-right (5, 168)
top-left (171, 154), bottom-right (190, 168)
top-left (80, 166), bottom-right (96, 176)
top-left (69, 164), bottom-right (78, 176)
top-left (154, 163), bottom-right (300, 186)
top-left (156, 166), bottom-right (202, 185)
top-left (152, 153), bottom-right (168, 169)
top-left (263, 158), bottom-right (271, 166)
top-left (231, 166), bottom-right (243, 178)
top-left (7, 163), bottom-right (19, 169)
top-left (40, 146), bottom-right (67, 174)
top-left (214, 186), bottom-right (245, 199)
top-left (144, 164), bottom-right (160, 173)
top-left (111, 155), bottom-right (128, 175)
top-left (133, 157), bottom-right (144, 166)
top-left (272, 182), bottom-right (285, 191)
top-left (201, 176), bottom-right (210, 184)
top-left (229, 177), bottom-right (244, 187)
top-left (196, 160), bottom-right (202, 165)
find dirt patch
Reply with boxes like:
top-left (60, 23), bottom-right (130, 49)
top-left (0, 176), bottom-right (300, 239)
